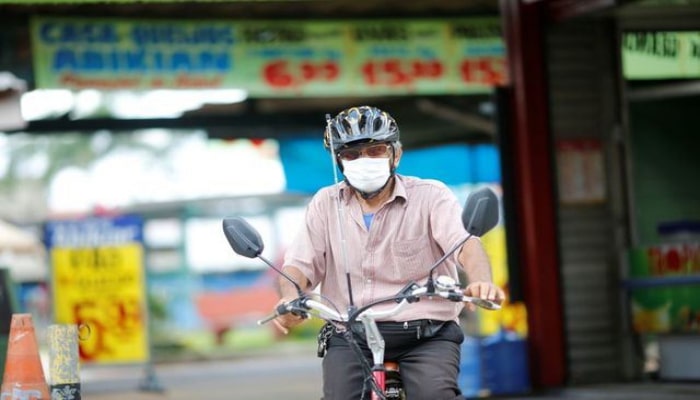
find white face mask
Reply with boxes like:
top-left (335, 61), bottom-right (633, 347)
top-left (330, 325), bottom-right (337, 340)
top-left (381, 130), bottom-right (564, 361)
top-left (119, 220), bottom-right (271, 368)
top-left (342, 157), bottom-right (391, 193)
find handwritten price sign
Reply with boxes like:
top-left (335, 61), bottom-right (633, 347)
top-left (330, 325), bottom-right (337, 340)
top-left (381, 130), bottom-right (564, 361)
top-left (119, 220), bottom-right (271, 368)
top-left (32, 17), bottom-right (505, 95)
top-left (72, 295), bottom-right (144, 361)
top-left (262, 60), bottom-right (340, 88)
top-left (361, 59), bottom-right (444, 86)
top-left (52, 244), bottom-right (148, 363)
top-left (459, 57), bottom-right (507, 86)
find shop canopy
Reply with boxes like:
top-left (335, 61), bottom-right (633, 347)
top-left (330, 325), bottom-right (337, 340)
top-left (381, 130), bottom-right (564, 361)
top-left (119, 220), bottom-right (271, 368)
top-left (0, 219), bottom-right (40, 253)
top-left (0, 219), bottom-right (46, 282)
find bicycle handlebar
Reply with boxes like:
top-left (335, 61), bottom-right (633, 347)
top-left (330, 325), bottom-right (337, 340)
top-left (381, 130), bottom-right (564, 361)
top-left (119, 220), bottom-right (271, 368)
top-left (257, 276), bottom-right (501, 326)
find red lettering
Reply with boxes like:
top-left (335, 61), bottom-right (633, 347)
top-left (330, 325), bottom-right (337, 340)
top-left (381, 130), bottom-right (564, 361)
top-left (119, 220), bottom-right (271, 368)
top-left (361, 58), bottom-right (444, 86)
top-left (460, 57), bottom-right (506, 85)
top-left (666, 248), bottom-right (681, 272)
top-left (174, 75), bottom-right (223, 88)
top-left (73, 301), bottom-right (109, 361)
top-left (647, 244), bottom-right (700, 276)
top-left (263, 60), bottom-right (340, 88)
top-left (60, 73), bottom-right (140, 89)
top-left (264, 60), bottom-right (293, 87)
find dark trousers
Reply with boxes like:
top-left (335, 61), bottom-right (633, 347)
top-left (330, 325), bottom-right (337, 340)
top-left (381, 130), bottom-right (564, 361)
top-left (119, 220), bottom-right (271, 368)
top-left (321, 320), bottom-right (465, 400)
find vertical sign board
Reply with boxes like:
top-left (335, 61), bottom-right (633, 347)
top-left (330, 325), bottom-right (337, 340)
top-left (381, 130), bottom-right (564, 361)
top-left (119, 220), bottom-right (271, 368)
top-left (46, 215), bottom-right (149, 364)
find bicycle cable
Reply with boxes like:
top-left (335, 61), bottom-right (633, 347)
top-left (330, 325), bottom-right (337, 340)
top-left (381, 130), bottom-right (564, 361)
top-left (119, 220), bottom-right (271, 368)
top-left (326, 114), bottom-right (355, 309)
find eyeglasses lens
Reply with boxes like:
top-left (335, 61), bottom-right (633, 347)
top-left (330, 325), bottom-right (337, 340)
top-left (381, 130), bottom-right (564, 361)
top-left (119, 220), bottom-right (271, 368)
top-left (338, 144), bottom-right (388, 161)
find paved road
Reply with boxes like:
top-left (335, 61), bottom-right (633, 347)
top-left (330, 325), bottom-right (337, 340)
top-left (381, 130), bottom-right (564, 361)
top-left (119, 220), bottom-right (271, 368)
top-left (80, 343), bottom-right (700, 400)
top-left (82, 352), bottom-right (323, 400)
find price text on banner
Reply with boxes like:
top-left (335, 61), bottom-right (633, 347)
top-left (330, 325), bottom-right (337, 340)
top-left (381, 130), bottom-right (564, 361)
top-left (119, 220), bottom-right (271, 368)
top-left (47, 216), bottom-right (148, 364)
top-left (30, 17), bottom-right (506, 95)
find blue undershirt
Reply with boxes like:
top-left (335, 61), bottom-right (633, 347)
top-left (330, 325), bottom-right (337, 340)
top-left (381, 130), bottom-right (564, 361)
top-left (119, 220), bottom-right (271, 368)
top-left (363, 213), bottom-right (374, 230)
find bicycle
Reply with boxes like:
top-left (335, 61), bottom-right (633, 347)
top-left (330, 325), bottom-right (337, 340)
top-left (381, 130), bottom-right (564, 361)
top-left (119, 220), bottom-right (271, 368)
top-left (222, 186), bottom-right (502, 400)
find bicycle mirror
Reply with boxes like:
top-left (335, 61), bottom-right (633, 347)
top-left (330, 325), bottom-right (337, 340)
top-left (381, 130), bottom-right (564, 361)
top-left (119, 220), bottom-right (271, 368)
top-left (462, 187), bottom-right (499, 237)
top-left (222, 217), bottom-right (264, 258)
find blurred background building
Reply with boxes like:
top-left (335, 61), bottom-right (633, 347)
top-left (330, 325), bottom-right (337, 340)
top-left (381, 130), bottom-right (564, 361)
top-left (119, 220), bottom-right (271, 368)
top-left (0, 0), bottom-right (699, 397)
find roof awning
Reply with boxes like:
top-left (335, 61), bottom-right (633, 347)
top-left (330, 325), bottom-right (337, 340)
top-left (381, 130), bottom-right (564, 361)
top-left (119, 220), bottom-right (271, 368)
top-left (0, 219), bottom-right (41, 253)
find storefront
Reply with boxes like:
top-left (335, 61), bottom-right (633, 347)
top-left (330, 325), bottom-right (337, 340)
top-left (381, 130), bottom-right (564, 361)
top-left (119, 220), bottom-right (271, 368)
top-left (620, 27), bottom-right (700, 380)
top-left (502, 0), bottom-right (700, 388)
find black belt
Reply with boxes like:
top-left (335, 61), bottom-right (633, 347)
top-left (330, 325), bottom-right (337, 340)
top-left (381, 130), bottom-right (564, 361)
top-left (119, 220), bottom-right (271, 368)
top-left (348, 319), bottom-right (447, 338)
top-left (375, 319), bottom-right (440, 330)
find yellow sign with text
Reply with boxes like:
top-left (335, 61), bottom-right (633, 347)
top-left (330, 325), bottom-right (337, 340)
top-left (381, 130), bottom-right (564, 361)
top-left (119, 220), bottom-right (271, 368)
top-left (479, 225), bottom-right (528, 337)
top-left (52, 244), bottom-right (148, 363)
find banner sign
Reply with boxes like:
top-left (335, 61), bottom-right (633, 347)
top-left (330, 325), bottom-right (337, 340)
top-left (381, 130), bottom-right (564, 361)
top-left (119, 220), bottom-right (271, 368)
top-left (30, 17), bottom-right (506, 95)
top-left (46, 215), bottom-right (149, 364)
top-left (627, 243), bottom-right (700, 333)
top-left (622, 31), bottom-right (700, 79)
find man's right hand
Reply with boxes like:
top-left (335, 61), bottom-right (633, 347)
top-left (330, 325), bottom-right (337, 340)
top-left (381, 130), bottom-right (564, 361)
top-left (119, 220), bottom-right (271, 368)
top-left (273, 298), bottom-right (306, 334)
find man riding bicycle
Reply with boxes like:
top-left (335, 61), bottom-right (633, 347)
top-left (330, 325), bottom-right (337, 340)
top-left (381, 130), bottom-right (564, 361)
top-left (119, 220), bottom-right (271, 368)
top-left (275, 105), bottom-right (505, 400)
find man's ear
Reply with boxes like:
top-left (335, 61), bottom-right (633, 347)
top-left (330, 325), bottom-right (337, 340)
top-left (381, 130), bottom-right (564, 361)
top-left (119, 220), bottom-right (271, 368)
top-left (392, 146), bottom-right (402, 169)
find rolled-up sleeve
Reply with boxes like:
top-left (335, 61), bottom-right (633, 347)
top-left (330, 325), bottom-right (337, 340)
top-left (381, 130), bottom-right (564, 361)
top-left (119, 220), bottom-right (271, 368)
top-left (427, 181), bottom-right (469, 265)
top-left (282, 190), bottom-right (329, 289)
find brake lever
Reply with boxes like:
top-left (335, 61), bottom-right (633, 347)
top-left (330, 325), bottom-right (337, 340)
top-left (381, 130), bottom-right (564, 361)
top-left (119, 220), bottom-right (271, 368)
top-left (463, 296), bottom-right (501, 310)
top-left (433, 276), bottom-right (502, 310)
top-left (257, 299), bottom-right (310, 325)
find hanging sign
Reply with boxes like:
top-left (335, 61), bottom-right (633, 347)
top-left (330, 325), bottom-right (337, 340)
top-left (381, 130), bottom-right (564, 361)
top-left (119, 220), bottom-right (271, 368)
top-left (30, 17), bottom-right (506, 96)
top-left (622, 31), bottom-right (700, 79)
top-left (555, 139), bottom-right (606, 205)
top-left (46, 215), bottom-right (149, 364)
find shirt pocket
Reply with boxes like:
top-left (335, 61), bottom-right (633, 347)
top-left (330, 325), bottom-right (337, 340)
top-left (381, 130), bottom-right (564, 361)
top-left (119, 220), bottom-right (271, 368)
top-left (391, 237), bottom-right (434, 281)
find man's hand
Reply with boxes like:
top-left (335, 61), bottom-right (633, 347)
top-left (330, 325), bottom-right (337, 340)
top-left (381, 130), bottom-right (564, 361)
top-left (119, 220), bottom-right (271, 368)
top-left (274, 266), bottom-right (311, 334)
top-left (272, 297), bottom-right (307, 334)
top-left (463, 282), bottom-right (506, 311)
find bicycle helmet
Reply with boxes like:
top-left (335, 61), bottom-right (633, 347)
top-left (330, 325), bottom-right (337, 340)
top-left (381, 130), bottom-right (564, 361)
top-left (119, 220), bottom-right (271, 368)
top-left (324, 106), bottom-right (399, 152)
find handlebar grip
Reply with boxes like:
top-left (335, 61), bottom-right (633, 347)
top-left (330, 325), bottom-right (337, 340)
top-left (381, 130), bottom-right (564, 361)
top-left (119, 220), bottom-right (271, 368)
top-left (465, 296), bottom-right (501, 310)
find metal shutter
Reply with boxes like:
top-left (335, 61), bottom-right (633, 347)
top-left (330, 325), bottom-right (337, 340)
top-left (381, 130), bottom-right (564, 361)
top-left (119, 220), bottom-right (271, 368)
top-left (546, 20), bottom-right (624, 384)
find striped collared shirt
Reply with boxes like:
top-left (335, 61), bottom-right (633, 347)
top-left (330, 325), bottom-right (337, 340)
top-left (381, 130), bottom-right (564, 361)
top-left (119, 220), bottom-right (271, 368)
top-left (282, 175), bottom-right (470, 322)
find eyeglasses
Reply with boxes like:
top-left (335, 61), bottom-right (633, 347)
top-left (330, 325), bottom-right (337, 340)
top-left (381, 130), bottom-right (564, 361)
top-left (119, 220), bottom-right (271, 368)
top-left (337, 143), bottom-right (391, 161)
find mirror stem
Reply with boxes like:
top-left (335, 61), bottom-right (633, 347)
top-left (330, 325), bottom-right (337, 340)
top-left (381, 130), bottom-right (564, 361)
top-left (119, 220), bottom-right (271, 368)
top-left (258, 254), bottom-right (304, 297)
top-left (426, 233), bottom-right (473, 293)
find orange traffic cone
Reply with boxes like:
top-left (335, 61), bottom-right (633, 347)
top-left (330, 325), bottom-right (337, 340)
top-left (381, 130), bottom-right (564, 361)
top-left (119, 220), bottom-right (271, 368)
top-left (1, 313), bottom-right (50, 400)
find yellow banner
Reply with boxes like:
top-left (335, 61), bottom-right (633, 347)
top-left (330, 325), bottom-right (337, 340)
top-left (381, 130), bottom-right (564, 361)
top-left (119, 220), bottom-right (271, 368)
top-left (479, 225), bottom-right (528, 337)
top-left (52, 244), bottom-right (148, 363)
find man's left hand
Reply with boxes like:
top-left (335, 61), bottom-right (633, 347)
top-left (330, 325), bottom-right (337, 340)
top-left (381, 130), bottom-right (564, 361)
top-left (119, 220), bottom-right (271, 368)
top-left (463, 282), bottom-right (505, 311)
